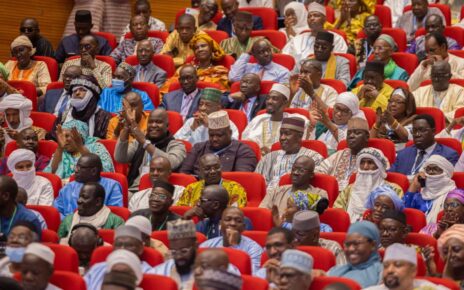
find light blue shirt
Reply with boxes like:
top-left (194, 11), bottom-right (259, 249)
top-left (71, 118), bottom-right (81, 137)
top-left (98, 87), bottom-right (154, 113)
top-left (53, 177), bottom-right (123, 219)
top-left (228, 53), bottom-right (290, 84)
top-left (84, 260), bottom-right (152, 289)
top-left (199, 236), bottom-right (263, 274)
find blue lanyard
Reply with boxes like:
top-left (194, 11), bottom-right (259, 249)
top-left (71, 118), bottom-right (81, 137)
top-left (1, 206), bottom-right (17, 235)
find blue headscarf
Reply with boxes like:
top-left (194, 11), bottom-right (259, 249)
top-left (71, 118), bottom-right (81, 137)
top-left (365, 185), bottom-right (405, 212)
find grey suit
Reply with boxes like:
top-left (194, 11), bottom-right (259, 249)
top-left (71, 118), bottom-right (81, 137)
top-left (160, 88), bottom-right (202, 120)
top-left (134, 63), bottom-right (167, 88)
top-left (39, 88), bottom-right (66, 113)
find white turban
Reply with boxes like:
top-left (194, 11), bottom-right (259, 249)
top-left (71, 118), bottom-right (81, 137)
top-left (356, 147), bottom-right (390, 178)
top-left (106, 249), bottom-right (143, 285)
top-left (0, 94), bottom-right (33, 130)
top-left (335, 92), bottom-right (366, 119)
top-left (270, 83), bottom-right (290, 100)
top-left (7, 148), bottom-right (36, 189)
top-left (25, 243), bottom-right (55, 265)
top-left (420, 155), bottom-right (454, 178)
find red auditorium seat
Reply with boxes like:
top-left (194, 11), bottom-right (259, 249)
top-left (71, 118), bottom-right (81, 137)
top-left (8, 80), bottom-right (38, 110)
top-left (15, 271), bottom-right (86, 290)
top-left (46, 81), bottom-right (64, 91)
top-left (239, 7), bottom-right (277, 30)
top-left (167, 110), bottom-right (184, 134)
top-left (138, 172), bottom-right (197, 190)
top-left (334, 53), bottom-right (356, 78)
top-left (90, 246), bottom-right (163, 267)
top-left (404, 4), bottom-right (451, 26)
top-left (337, 138), bottom-right (396, 165)
top-left (94, 31), bottom-right (117, 49)
top-left (415, 27), bottom-right (464, 47)
top-left (222, 172), bottom-right (266, 207)
top-left (251, 30), bottom-right (287, 50)
top-left (97, 139), bottom-right (129, 175)
top-left (320, 208), bottom-right (351, 232)
top-left (240, 140), bottom-right (262, 161)
top-left (141, 274), bottom-right (178, 290)
top-left (204, 30), bottom-right (229, 44)
top-left (224, 109), bottom-right (248, 138)
top-left (374, 5), bottom-right (392, 27)
top-left (271, 140), bottom-right (328, 159)
top-left (4, 139), bottom-right (55, 159)
top-left (108, 206), bottom-right (130, 221)
top-left (198, 247), bottom-right (252, 275)
top-left (403, 208), bottom-right (427, 233)
top-left (417, 277), bottom-right (460, 290)
top-left (242, 207), bottom-right (273, 231)
top-left (320, 232), bottom-right (346, 249)
top-left (357, 28), bottom-right (407, 52)
top-left (46, 243), bottom-right (80, 273)
top-left (30, 112), bottom-right (57, 132)
top-left (34, 56), bottom-right (59, 81)
top-left (42, 229), bottom-right (59, 243)
top-left (26, 205), bottom-right (61, 231)
top-left (132, 81), bottom-right (160, 107)
top-left (98, 229), bottom-right (115, 244)
top-left (230, 80), bottom-right (276, 96)
top-left (321, 79), bottom-right (346, 94)
top-left (310, 276), bottom-right (361, 290)
top-left (242, 231), bottom-right (267, 247)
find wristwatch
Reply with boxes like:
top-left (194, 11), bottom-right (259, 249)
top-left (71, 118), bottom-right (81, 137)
top-left (143, 140), bottom-right (151, 149)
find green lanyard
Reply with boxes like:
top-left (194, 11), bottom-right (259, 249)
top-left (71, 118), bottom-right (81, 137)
top-left (1, 206), bottom-right (17, 235)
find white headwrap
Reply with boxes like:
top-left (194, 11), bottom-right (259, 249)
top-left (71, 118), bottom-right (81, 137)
top-left (270, 83), bottom-right (290, 100)
top-left (335, 92), bottom-right (366, 119)
top-left (0, 94), bottom-right (33, 130)
top-left (347, 148), bottom-right (390, 222)
top-left (105, 249), bottom-right (143, 285)
top-left (283, 2), bottom-right (309, 36)
top-left (25, 243), bottom-right (55, 265)
top-left (420, 155), bottom-right (456, 223)
top-left (6, 148), bottom-right (36, 190)
top-left (126, 216), bottom-right (152, 236)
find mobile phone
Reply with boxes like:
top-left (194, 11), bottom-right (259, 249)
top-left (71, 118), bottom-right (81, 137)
top-left (418, 176), bottom-right (426, 187)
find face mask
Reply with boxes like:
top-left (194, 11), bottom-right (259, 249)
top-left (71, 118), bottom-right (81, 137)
top-left (70, 90), bottom-right (93, 111)
top-left (5, 246), bottom-right (26, 263)
top-left (111, 79), bottom-right (126, 93)
top-left (13, 168), bottom-right (35, 189)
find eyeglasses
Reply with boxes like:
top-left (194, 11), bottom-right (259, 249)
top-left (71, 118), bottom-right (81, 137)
top-left (373, 46), bottom-right (391, 52)
top-left (412, 127), bottom-right (432, 135)
top-left (7, 233), bottom-right (30, 243)
top-left (344, 239), bottom-right (370, 248)
top-left (20, 27), bottom-right (35, 33)
top-left (388, 99), bottom-right (406, 105)
top-left (444, 201), bottom-right (462, 210)
top-left (149, 193), bottom-right (169, 201)
top-left (79, 44), bottom-right (93, 51)
top-left (171, 247), bottom-right (192, 256)
top-left (431, 73), bottom-right (450, 80)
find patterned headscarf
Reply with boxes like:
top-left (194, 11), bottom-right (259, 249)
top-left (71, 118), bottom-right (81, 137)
top-left (10, 35), bottom-right (36, 56)
top-left (437, 224), bottom-right (464, 259)
top-left (62, 119), bottom-right (96, 145)
top-left (189, 33), bottom-right (225, 62)
top-left (364, 184), bottom-right (404, 211)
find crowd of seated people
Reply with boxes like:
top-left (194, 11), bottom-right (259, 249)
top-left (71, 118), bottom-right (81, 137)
top-left (2, 0), bottom-right (464, 289)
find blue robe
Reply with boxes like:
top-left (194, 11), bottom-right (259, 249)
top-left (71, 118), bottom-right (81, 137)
top-left (328, 253), bottom-right (383, 288)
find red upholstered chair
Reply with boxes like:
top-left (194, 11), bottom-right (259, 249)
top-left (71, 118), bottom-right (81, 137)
top-left (94, 31), bottom-right (117, 49)
top-left (404, 4), bottom-right (451, 26)
top-left (251, 30), bottom-right (287, 50)
top-left (240, 7), bottom-right (277, 30)
top-left (320, 232), bottom-right (347, 248)
top-left (242, 207), bottom-right (273, 231)
top-left (240, 140), bottom-right (262, 161)
top-left (42, 229), bottom-right (59, 243)
top-left (406, 138), bottom-right (462, 156)
top-left (249, 54), bottom-right (295, 71)
top-left (50, 271), bottom-right (87, 290)
top-left (320, 208), bottom-right (351, 232)
top-left (5, 139), bottom-right (58, 158)
top-left (403, 208), bottom-right (427, 233)
top-left (68, 55), bottom-right (116, 72)
top-left (170, 205), bottom-right (194, 217)
top-left (279, 173), bottom-right (340, 207)
top-left (108, 206), bottom-right (130, 221)
top-left (242, 231), bottom-right (267, 247)
top-left (46, 81), bottom-right (64, 91)
top-left (328, 29), bottom-right (347, 43)
top-left (141, 274), bottom-right (178, 290)
top-left (229, 80), bottom-right (276, 96)
top-left (224, 109), bottom-right (248, 138)
top-left (326, 6), bottom-right (335, 23)
top-left (374, 5), bottom-right (392, 27)
top-left (271, 140), bottom-right (328, 159)
top-left (449, 50), bottom-right (464, 59)
top-left (391, 53), bottom-right (419, 76)
top-left (37, 172), bottom-right (62, 198)
top-left (242, 275), bottom-right (269, 290)
top-left (26, 205), bottom-right (61, 231)
top-left (453, 172), bottom-right (464, 188)
top-left (384, 79), bottom-right (409, 90)
top-left (406, 233), bottom-right (441, 267)
top-left (151, 231), bottom-right (207, 247)
top-left (454, 106), bottom-right (464, 129)
top-left (34, 56), bottom-right (59, 81)
top-left (175, 8), bottom-right (223, 25)
top-left (320, 79), bottom-right (347, 94)
top-left (30, 112), bottom-right (57, 132)
top-left (284, 107), bottom-right (310, 119)
top-left (348, 172), bottom-right (409, 193)
top-left (357, 28), bottom-right (407, 52)
top-left (177, 139), bottom-right (193, 153)
top-left (46, 243), bottom-right (80, 273)
top-left (8, 80), bottom-right (38, 110)
top-left (415, 27), bottom-right (464, 47)
top-left (334, 53), bottom-right (357, 78)
top-left (198, 247), bottom-right (252, 275)
top-left (221, 172), bottom-right (266, 207)
top-left (125, 54), bottom-right (176, 78)
top-left (337, 138), bottom-right (396, 165)
top-left (98, 229), bottom-right (115, 244)
top-left (416, 277), bottom-right (460, 290)
top-left (124, 30), bottom-right (170, 43)
top-left (132, 81), bottom-right (160, 107)
top-left (310, 276), bottom-right (362, 290)
top-left (185, 55), bottom-right (236, 70)
top-left (90, 246), bottom-right (164, 267)
top-left (461, 6), bottom-right (464, 20)
top-left (168, 80), bottom-right (221, 92)
top-left (166, 110), bottom-right (184, 134)
top-left (98, 139), bottom-right (129, 175)
top-left (204, 30), bottom-right (229, 44)
top-left (138, 172), bottom-right (197, 190)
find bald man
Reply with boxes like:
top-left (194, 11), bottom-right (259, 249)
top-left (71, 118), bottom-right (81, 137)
top-left (194, 248), bottom-right (241, 279)
top-left (133, 39), bottom-right (167, 87)
top-left (260, 156), bottom-right (328, 214)
top-left (20, 18), bottom-right (54, 57)
top-left (68, 224), bottom-right (103, 274)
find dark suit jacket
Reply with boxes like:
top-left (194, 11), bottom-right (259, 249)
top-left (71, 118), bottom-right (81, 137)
top-left (223, 94), bottom-right (267, 121)
top-left (390, 143), bottom-right (459, 175)
top-left (160, 88), bottom-right (202, 120)
top-left (217, 15), bottom-right (264, 36)
top-left (39, 88), bottom-right (64, 113)
top-left (179, 140), bottom-right (257, 176)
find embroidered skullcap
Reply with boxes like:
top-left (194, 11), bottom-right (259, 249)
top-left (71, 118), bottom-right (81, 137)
top-left (75, 10), bottom-right (92, 23)
top-left (384, 243), bottom-right (417, 265)
top-left (377, 34), bottom-right (398, 52)
top-left (292, 210), bottom-right (320, 231)
top-left (281, 117), bottom-right (305, 133)
top-left (437, 224), bottom-right (464, 258)
top-left (24, 243), bottom-right (55, 265)
top-left (446, 189), bottom-right (464, 205)
top-left (337, 93), bottom-right (366, 119)
top-left (364, 61), bottom-right (385, 75)
top-left (102, 271), bottom-right (137, 288)
top-left (281, 249), bottom-right (314, 274)
top-left (69, 75), bottom-right (101, 95)
top-left (316, 31), bottom-right (334, 44)
top-left (356, 147), bottom-right (390, 176)
top-left (201, 87), bottom-right (222, 103)
top-left (114, 225), bottom-right (142, 242)
top-left (105, 249), bottom-right (143, 285)
top-left (307, 2), bottom-right (326, 16)
top-left (420, 155), bottom-right (454, 178)
top-left (10, 35), bottom-right (36, 56)
top-left (7, 148), bottom-right (35, 172)
top-left (270, 83), bottom-right (290, 100)
top-left (152, 180), bottom-right (175, 195)
top-left (126, 216), bottom-right (152, 236)
top-left (196, 269), bottom-right (243, 290)
top-left (208, 110), bottom-right (230, 129)
top-left (365, 185), bottom-right (404, 212)
top-left (348, 220), bottom-right (380, 246)
top-left (0, 94), bottom-right (33, 129)
top-left (347, 117), bottom-right (369, 131)
top-left (235, 11), bottom-right (253, 23)
top-left (380, 209), bottom-right (407, 225)
top-left (118, 62), bottom-right (136, 78)
top-left (167, 219), bottom-right (197, 240)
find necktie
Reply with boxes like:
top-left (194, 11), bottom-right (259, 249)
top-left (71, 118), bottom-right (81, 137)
top-left (139, 67), bottom-right (146, 82)
top-left (257, 66), bottom-right (265, 79)
top-left (57, 94), bottom-right (70, 116)
top-left (242, 99), bottom-right (249, 114)
top-left (414, 150), bottom-right (427, 173)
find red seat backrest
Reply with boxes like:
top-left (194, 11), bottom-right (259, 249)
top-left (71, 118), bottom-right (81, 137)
top-left (30, 111), bottom-right (57, 132)
top-left (224, 109), bottom-right (248, 139)
top-left (374, 5), bottom-right (392, 27)
top-left (141, 274), bottom-right (178, 290)
top-left (97, 139), bottom-right (129, 175)
top-left (107, 206), bottom-right (130, 221)
top-left (334, 53), bottom-right (357, 78)
top-left (416, 277), bottom-right (460, 290)
top-left (90, 246), bottom-right (164, 267)
top-left (167, 111), bottom-right (184, 134)
top-left (391, 52), bottom-right (419, 76)
top-left (221, 172), bottom-right (266, 207)
top-left (33, 56), bottom-right (59, 81)
top-left (42, 229), bottom-right (59, 243)
top-left (250, 30), bottom-right (287, 50)
top-left (125, 54), bottom-right (176, 78)
top-left (46, 81), bottom-right (64, 91)
top-left (138, 172), bottom-right (197, 191)
top-left (242, 231), bottom-right (267, 247)
top-left (132, 81), bottom-right (160, 107)
top-left (358, 28), bottom-right (407, 52)
top-left (403, 208), bottom-right (427, 233)
top-left (320, 79), bottom-right (347, 94)
top-left (240, 140), bottom-right (262, 161)
top-left (320, 232), bottom-right (347, 249)
top-left (239, 7), bottom-right (277, 30)
top-left (26, 205), bottom-right (61, 232)
top-left (14, 271), bottom-right (87, 290)
top-left (230, 80), bottom-right (275, 96)
top-left (94, 31), bottom-right (117, 49)
top-left (337, 138), bottom-right (397, 165)
top-left (310, 276), bottom-right (361, 290)
top-left (5, 140), bottom-right (58, 159)
top-left (271, 140), bottom-right (328, 159)
top-left (242, 207), bottom-right (273, 231)
top-left (46, 243), bottom-right (80, 273)
top-left (198, 247), bottom-right (252, 275)
top-left (204, 30), bottom-right (230, 44)
top-left (98, 229), bottom-right (115, 244)
top-left (404, 4), bottom-right (451, 26)
top-left (320, 208), bottom-right (351, 232)
top-left (8, 80), bottom-right (38, 111)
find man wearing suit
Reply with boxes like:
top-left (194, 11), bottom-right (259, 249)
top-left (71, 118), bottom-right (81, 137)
top-left (218, 0), bottom-right (263, 36)
top-left (160, 65), bottom-right (202, 120)
top-left (390, 114), bottom-right (459, 178)
top-left (223, 73), bottom-right (266, 122)
top-left (134, 39), bottom-right (167, 88)
top-left (39, 65), bottom-right (81, 115)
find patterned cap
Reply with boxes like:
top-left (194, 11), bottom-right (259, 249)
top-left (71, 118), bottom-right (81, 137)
top-left (270, 83), bottom-right (290, 100)
top-left (167, 219), bottom-right (197, 240)
top-left (292, 210), bottom-right (320, 231)
top-left (281, 249), bottom-right (314, 274)
top-left (281, 117), bottom-right (305, 133)
top-left (201, 87), bottom-right (222, 103)
top-left (384, 243), bottom-right (417, 265)
top-left (196, 269), bottom-right (243, 290)
top-left (208, 110), bottom-right (230, 130)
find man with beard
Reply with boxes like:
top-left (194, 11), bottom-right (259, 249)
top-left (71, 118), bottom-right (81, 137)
top-left (354, 16), bottom-right (382, 69)
top-left (196, 269), bottom-right (242, 290)
top-left (20, 243), bottom-right (61, 290)
top-left (364, 243), bottom-right (447, 290)
top-left (149, 219), bottom-right (198, 289)
top-left (115, 108), bottom-right (186, 188)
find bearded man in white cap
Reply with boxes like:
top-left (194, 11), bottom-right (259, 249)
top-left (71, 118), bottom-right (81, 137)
top-left (180, 110), bottom-right (257, 176)
top-left (333, 148), bottom-right (403, 222)
top-left (125, 215), bottom-right (170, 259)
top-left (20, 243), bottom-right (61, 290)
top-left (242, 83), bottom-right (310, 156)
top-left (365, 243), bottom-right (448, 290)
top-left (277, 249), bottom-right (314, 290)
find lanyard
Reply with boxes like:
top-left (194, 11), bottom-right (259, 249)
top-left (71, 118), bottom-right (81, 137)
top-left (1, 206), bottom-right (17, 235)
top-left (150, 214), bottom-right (169, 231)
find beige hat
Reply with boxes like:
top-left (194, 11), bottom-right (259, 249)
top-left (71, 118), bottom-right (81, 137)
top-left (25, 243), bottom-right (55, 265)
top-left (292, 210), bottom-right (320, 231)
top-left (115, 225), bottom-right (143, 242)
top-left (126, 216), bottom-right (152, 236)
top-left (208, 110), bottom-right (230, 130)
top-left (270, 83), bottom-right (290, 100)
top-left (167, 219), bottom-right (197, 240)
top-left (10, 35), bottom-right (36, 56)
top-left (307, 2), bottom-right (326, 16)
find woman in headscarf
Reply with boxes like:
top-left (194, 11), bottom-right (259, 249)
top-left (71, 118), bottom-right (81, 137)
top-left (5, 35), bottom-right (51, 97)
top-left (7, 148), bottom-right (53, 206)
top-left (44, 119), bottom-right (114, 180)
top-left (404, 155), bottom-right (456, 224)
top-left (334, 147), bottom-right (403, 222)
top-left (312, 92), bottom-right (366, 154)
top-left (363, 184), bottom-right (405, 225)
top-left (421, 189), bottom-right (464, 239)
top-left (328, 220), bottom-right (382, 288)
top-left (279, 2), bottom-right (309, 41)
top-left (51, 75), bottom-right (112, 139)
top-left (437, 224), bottom-right (464, 287)
top-left (160, 33), bottom-right (229, 94)
top-left (349, 34), bottom-right (409, 89)
top-left (370, 87), bottom-right (417, 151)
